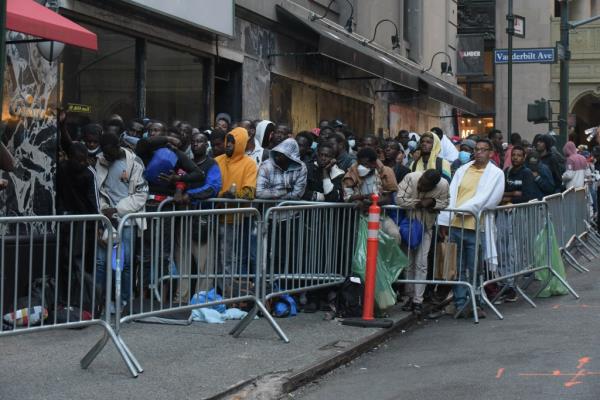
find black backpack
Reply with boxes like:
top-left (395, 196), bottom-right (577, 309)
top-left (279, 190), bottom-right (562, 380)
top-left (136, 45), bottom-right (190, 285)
top-left (335, 277), bottom-right (364, 318)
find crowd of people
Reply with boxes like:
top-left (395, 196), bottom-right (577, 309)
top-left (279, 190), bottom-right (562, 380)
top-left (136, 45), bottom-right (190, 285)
top-left (56, 111), bottom-right (599, 316)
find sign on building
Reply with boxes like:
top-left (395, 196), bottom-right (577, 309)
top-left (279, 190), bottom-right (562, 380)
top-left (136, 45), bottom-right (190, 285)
top-left (494, 48), bottom-right (556, 64)
top-left (457, 34), bottom-right (484, 75)
top-left (121, 0), bottom-right (234, 37)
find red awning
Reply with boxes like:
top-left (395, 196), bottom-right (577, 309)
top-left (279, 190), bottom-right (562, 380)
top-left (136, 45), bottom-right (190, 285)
top-left (6, 0), bottom-right (97, 51)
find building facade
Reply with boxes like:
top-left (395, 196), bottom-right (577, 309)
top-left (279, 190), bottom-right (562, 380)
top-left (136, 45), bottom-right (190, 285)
top-left (1, 0), bottom-right (476, 217)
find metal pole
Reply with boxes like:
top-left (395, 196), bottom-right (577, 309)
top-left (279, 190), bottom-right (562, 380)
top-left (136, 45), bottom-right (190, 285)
top-left (506, 0), bottom-right (514, 137)
top-left (0, 0), bottom-right (6, 140)
top-left (559, 0), bottom-right (570, 147)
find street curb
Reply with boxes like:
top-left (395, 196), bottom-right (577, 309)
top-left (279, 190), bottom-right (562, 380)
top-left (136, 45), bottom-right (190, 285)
top-left (281, 312), bottom-right (418, 394)
top-left (204, 302), bottom-right (449, 399)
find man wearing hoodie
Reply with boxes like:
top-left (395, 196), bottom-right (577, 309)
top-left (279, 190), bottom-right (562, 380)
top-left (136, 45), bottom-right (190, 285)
top-left (410, 131), bottom-right (452, 182)
top-left (533, 134), bottom-right (564, 192)
top-left (256, 138), bottom-right (307, 276)
top-left (215, 128), bottom-right (258, 279)
top-left (95, 132), bottom-right (148, 310)
top-left (240, 119), bottom-right (270, 167)
top-left (256, 138), bottom-right (307, 200)
top-left (215, 127), bottom-right (257, 200)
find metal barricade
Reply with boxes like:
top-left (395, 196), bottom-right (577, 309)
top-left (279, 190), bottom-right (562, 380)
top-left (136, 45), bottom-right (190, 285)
top-left (562, 187), bottom-right (596, 266)
top-left (543, 192), bottom-right (564, 248)
top-left (382, 206), bottom-right (482, 323)
top-left (574, 187), bottom-right (600, 255)
top-left (113, 207), bottom-right (286, 375)
top-left (233, 203), bottom-right (360, 341)
top-left (0, 215), bottom-right (137, 376)
top-left (479, 202), bottom-right (579, 320)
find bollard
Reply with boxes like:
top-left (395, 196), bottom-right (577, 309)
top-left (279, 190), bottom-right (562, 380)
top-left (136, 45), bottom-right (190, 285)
top-left (362, 193), bottom-right (381, 320)
top-left (342, 194), bottom-right (393, 329)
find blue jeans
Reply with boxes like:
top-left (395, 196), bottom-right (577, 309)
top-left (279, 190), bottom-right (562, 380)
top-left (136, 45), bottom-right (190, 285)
top-left (450, 228), bottom-right (482, 308)
top-left (97, 226), bottom-right (134, 303)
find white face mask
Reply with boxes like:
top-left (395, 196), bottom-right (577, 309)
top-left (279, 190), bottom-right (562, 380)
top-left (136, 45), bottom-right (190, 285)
top-left (348, 139), bottom-right (356, 149)
top-left (357, 164), bottom-right (372, 177)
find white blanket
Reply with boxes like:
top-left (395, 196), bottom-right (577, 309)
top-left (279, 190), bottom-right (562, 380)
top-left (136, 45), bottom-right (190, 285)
top-left (440, 135), bottom-right (459, 163)
top-left (438, 161), bottom-right (505, 270)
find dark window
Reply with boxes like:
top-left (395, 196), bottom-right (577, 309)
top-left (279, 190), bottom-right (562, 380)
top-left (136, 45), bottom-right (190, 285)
top-left (145, 43), bottom-right (205, 127)
top-left (62, 24), bottom-right (136, 124)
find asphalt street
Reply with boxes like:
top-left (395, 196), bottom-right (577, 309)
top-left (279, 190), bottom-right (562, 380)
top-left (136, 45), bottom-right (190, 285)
top-left (293, 262), bottom-right (600, 400)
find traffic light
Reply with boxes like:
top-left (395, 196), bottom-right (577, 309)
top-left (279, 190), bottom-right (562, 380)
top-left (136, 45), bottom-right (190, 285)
top-left (527, 98), bottom-right (552, 124)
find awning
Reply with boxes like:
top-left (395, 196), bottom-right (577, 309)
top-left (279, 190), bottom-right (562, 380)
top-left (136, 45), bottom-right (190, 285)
top-left (418, 73), bottom-right (479, 115)
top-left (275, 5), bottom-right (419, 91)
top-left (6, 0), bottom-right (98, 51)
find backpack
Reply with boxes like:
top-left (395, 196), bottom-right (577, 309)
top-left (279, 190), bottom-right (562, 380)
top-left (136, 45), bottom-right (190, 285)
top-left (335, 277), bottom-right (364, 318)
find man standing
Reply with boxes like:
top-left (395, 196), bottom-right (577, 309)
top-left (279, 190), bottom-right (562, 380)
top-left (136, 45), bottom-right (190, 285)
top-left (256, 138), bottom-right (307, 200)
top-left (173, 131), bottom-right (222, 303)
top-left (493, 145), bottom-right (536, 305)
top-left (396, 170), bottom-right (449, 315)
top-left (328, 132), bottom-right (356, 172)
top-left (488, 129), bottom-right (504, 168)
top-left (383, 139), bottom-right (410, 184)
top-left (502, 146), bottom-right (536, 204)
top-left (240, 120), bottom-right (269, 167)
top-left (215, 128), bottom-right (257, 280)
top-left (438, 138), bottom-right (505, 319)
top-left (215, 127), bottom-right (257, 200)
top-left (302, 142), bottom-right (344, 202)
top-left (343, 147), bottom-right (398, 208)
top-left (410, 132), bottom-right (451, 182)
top-left (533, 134), bottom-right (564, 192)
top-left (95, 132), bottom-right (148, 310)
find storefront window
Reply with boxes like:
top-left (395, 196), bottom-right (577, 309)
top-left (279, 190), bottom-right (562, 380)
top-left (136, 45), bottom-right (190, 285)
top-left (146, 43), bottom-right (204, 127)
top-left (62, 24), bottom-right (136, 126)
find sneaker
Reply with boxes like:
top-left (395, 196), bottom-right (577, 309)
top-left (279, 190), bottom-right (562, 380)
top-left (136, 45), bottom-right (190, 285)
top-left (425, 310), bottom-right (445, 320)
top-left (503, 288), bottom-right (518, 303)
top-left (464, 306), bottom-right (486, 319)
top-left (413, 303), bottom-right (423, 317)
top-left (401, 298), bottom-right (414, 312)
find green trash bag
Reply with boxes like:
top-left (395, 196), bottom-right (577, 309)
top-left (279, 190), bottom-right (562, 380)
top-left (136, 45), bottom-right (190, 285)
top-left (352, 216), bottom-right (408, 310)
top-left (534, 221), bottom-right (569, 297)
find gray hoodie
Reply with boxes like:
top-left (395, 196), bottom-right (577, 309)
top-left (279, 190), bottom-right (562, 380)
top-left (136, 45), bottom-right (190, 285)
top-left (256, 138), bottom-right (307, 199)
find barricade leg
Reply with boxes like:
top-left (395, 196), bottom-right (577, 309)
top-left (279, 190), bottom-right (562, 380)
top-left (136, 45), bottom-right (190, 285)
top-left (229, 299), bottom-right (290, 343)
top-left (562, 249), bottom-right (589, 272)
top-left (80, 321), bottom-right (141, 377)
top-left (575, 235), bottom-right (596, 260)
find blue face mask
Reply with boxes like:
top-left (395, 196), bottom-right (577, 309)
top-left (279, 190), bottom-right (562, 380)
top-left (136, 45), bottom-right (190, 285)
top-left (458, 151), bottom-right (472, 164)
top-left (311, 141), bottom-right (318, 151)
top-left (142, 131), bottom-right (149, 139)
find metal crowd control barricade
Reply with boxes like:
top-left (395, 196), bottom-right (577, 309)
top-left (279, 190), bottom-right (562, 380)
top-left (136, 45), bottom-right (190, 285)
top-left (0, 215), bottom-right (137, 377)
top-left (231, 202), bottom-right (360, 342)
top-left (113, 207), bottom-right (286, 375)
top-left (573, 187), bottom-right (600, 256)
top-left (382, 206), bottom-right (482, 323)
top-left (480, 201), bottom-right (579, 320)
top-left (562, 188), bottom-right (596, 266)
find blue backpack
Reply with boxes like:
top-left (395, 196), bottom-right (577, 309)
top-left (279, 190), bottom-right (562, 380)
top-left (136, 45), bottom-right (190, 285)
top-left (143, 148), bottom-right (178, 184)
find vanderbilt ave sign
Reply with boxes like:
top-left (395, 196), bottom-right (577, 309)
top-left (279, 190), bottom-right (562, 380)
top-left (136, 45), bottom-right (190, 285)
top-left (494, 48), bottom-right (556, 64)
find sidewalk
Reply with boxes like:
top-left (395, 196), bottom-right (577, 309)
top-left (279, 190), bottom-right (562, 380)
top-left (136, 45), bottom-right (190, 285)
top-left (0, 303), bottom-right (414, 400)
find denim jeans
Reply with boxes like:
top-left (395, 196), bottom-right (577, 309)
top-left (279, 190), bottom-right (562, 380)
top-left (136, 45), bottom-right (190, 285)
top-left (450, 228), bottom-right (483, 308)
top-left (97, 226), bottom-right (134, 303)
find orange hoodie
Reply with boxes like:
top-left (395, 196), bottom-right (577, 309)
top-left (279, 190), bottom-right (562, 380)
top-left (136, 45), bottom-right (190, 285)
top-left (215, 127), bottom-right (257, 199)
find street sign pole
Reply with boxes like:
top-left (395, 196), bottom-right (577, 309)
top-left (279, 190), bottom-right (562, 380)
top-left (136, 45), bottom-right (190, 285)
top-left (0, 0), bottom-right (6, 140)
top-left (558, 0), bottom-right (569, 148)
top-left (507, 0), bottom-right (514, 138)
